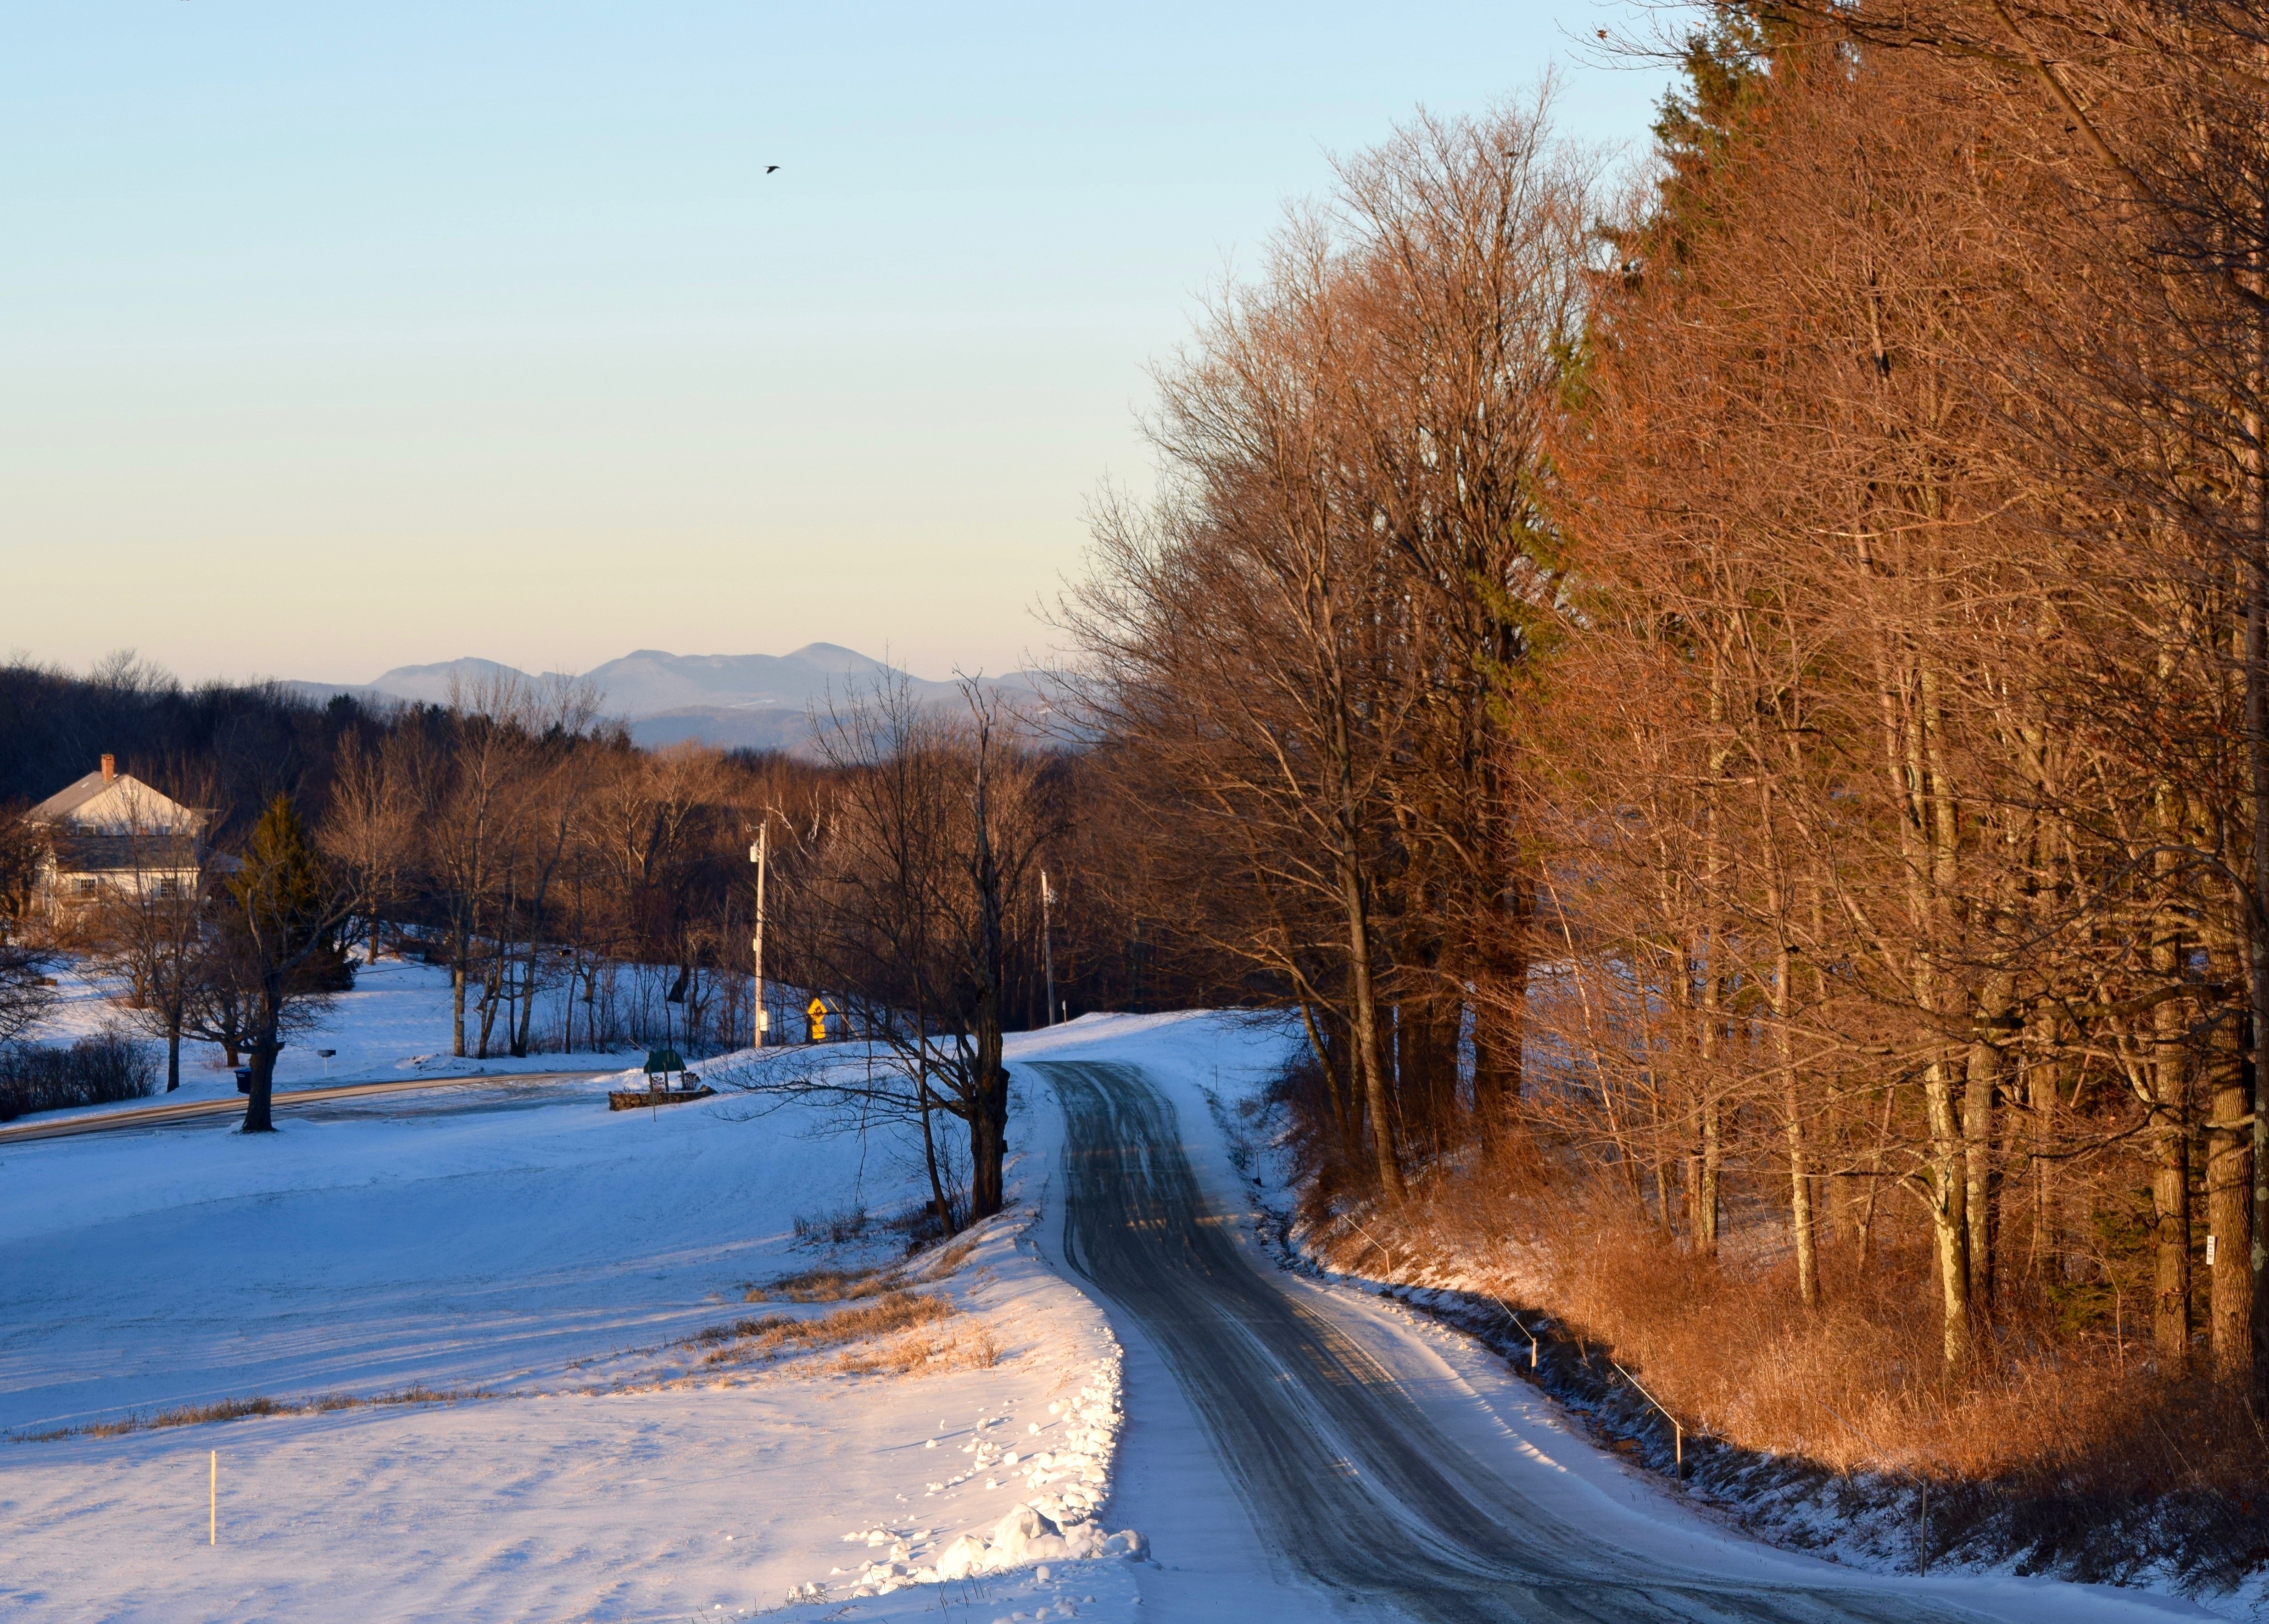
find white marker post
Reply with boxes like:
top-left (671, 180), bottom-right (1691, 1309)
top-left (1492, 1298), bottom-right (1540, 1370)
top-left (209, 1450), bottom-right (216, 1545)
top-left (1612, 1360), bottom-right (1685, 1479)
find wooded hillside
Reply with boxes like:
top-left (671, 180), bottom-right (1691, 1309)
top-left (1059, 0), bottom-right (2269, 1532)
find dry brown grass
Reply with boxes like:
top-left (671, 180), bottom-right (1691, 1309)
top-left (745, 1265), bottom-right (894, 1304)
top-left (740, 1232), bottom-right (981, 1305)
top-left (827, 1323), bottom-right (1001, 1377)
top-left (690, 1290), bottom-right (958, 1367)
top-left (913, 1235), bottom-right (981, 1281)
top-left (11, 1384), bottom-right (496, 1444)
top-left (1336, 1148), bottom-right (2269, 1505)
top-left (703, 1226), bottom-right (993, 1378)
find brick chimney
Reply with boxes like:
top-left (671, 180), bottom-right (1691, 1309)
top-left (100, 753), bottom-right (115, 783)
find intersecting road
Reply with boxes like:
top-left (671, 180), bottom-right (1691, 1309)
top-left (0, 1070), bottom-right (610, 1144)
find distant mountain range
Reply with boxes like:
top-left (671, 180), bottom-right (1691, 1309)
top-left (290, 644), bottom-right (1050, 754)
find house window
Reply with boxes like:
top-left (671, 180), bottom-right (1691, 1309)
top-left (74, 878), bottom-right (97, 896)
top-left (155, 877), bottom-right (180, 899)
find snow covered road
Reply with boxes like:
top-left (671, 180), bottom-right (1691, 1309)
top-left (1030, 1051), bottom-right (2211, 1624)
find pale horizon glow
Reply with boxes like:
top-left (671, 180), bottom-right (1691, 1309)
top-left (0, 3), bottom-right (1676, 690)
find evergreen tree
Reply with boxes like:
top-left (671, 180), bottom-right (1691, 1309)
top-left (226, 795), bottom-right (353, 1131)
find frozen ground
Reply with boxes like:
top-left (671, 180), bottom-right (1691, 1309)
top-left (0, 1006), bottom-right (2233, 1622)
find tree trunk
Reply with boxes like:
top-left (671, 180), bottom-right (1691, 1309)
top-left (1923, 1054), bottom-right (1972, 1366)
top-left (1963, 988), bottom-right (2006, 1312)
top-left (1692, 934), bottom-right (1724, 1260)
top-left (970, 1062), bottom-right (1008, 1220)
top-left (512, 940), bottom-right (539, 1057)
top-left (2141, 782), bottom-right (2192, 1373)
top-left (1786, 1085), bottom-right (1817, 1308)
top-left (967, 945), bottom-right (1009, 1220)
top-left (2151, 1015), bottom-right (2192, 1374)
top-left (452, 948), bottom-right (468, 1059)
top-left (1695, 650), bottom-right (1730, 1262)
top-left (2209, 991), bottom-right (2253, 1381)
top-left (2248, 390), bottom-right (2269, 1403)
top-left (241, 995), bottom-right (283, 1134)
top-left (1695, 1097), bottom-right (1721, 1259)
top-left (2024, 1004), bottom-right (2066, 1290)
top-left (1341, 851), bottom-right (1404, 1201)
top-left (165, 1016), bottom-right (181, 1094)
top-left (1778, 941), bottom-right (1817, 1308)
top-left (914, 998), bottom-right (956, 1234)
top-left (475, 947), bottom-right (504, 1059)
top-left (965, 730), bottom-right (1012, 1222)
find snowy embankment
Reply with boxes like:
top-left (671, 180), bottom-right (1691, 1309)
top-left (0, 1016), bottom-right (1148, 1622)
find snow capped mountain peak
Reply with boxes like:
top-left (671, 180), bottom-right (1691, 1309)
top-left (295, 646), bottom-right (1047, 755)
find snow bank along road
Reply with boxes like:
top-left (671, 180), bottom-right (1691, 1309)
top-left (0, 1071), bottom-right (610, 1143)
top-left (1040, 1057), bottom-right (2188, 1624)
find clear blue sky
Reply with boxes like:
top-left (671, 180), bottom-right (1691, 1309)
top-left (0, 2), bottom-right (1677, 686)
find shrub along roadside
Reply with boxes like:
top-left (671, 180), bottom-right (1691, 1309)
top-left (1383, 1279), bottom-right (2269, 1596)
top-left (0, 1031), bottom-right (156, 1122)
top-left (1215, 1054), bottom-right (2269, 1595)
top-left (1284, 1166), bottom-right (2269, 1597)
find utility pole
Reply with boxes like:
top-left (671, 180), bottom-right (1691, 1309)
top-left (749, 822), bottom-right (769, 1048)
top-left (1041, 869), bottom-right (1058, 1026)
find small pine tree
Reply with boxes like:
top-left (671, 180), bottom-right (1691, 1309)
top-left (227, 795), bottom-right (353, 1130)
top-left (232, 797), bottom-right (353, 993)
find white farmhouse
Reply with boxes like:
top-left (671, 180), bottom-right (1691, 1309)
top-left (28, 754), bottom-right (207, 914)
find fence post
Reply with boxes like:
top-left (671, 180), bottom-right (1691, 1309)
top-left (1611, 1361), bottom-right (1688, 1482)
top-left (1489, 1297), bottom-right (1540, 1371)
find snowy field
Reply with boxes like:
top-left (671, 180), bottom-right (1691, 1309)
top-left (0, 1013), bottom-right (1175, 1622)
top-left (23, 951), bottom-right (630, 1109)
top-left (0, 996), bottom-right (2236, 1623)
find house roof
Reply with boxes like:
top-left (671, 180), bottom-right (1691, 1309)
top-left (29, 772), bottom-right (204, 837)
top-left (29, 771), bottom-right (111, 822)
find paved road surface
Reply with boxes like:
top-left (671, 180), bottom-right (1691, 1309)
top-left (0, 1070), bottom-right (611, 1144)
top-left (1040, 1059), bottom-right (1977, 1624)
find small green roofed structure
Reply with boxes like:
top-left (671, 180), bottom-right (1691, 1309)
top-left (609, 1049), bottom-right (713, 1112)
